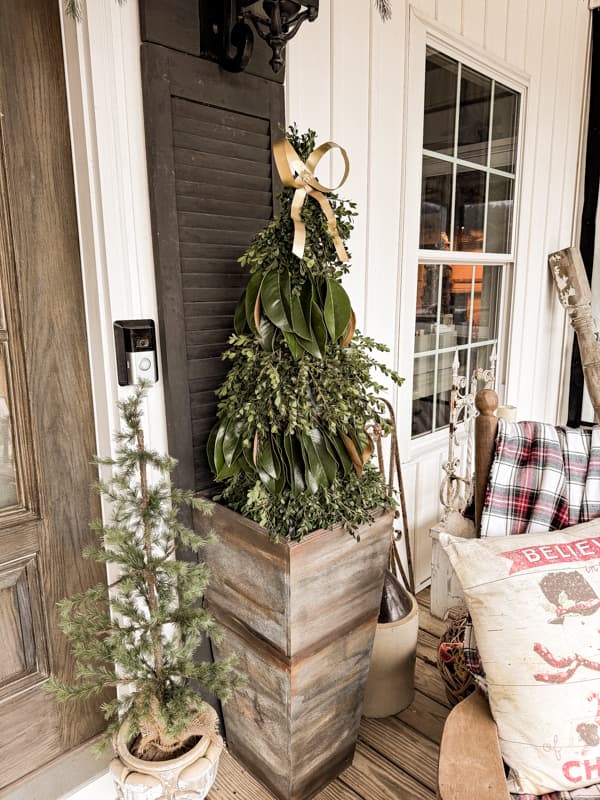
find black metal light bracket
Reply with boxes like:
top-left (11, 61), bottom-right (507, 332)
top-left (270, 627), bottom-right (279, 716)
top-left (220, 1), bottom-right (319, 74)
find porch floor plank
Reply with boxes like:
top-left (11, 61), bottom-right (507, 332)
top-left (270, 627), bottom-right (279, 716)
top-left (396, 689), bottom-right (448, 745)
top-left (358, 715), bottom-right (439, 790)
top-left (209, 588), bottom-right (449, 800)
top-left (337, 742), bottom-right (435, 800)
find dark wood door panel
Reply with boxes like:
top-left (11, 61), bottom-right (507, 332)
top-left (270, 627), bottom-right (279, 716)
top-left (142, 44), bottom-right (284, 494)
top-left (0, 0), bottom-right (110, 789)
top-left (0, 557), bottom-right (48, 693)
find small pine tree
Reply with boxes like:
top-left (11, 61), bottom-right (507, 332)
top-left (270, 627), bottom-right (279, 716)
top-left (49, 383), bottom-right (243, 759)
top-left (208, 127), bottom-right (403, 540)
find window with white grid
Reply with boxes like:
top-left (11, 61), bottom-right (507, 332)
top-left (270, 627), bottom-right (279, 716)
top-left (412, 47), bottom-right (521, 438)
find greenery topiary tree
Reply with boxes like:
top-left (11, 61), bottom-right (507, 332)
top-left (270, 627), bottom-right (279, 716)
top-left (49, 384), bottom-right (243, 759)
top-left (208, 127), bottom-right (403, 541)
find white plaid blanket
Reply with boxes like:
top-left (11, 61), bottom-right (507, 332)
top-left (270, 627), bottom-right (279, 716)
top-left (480, 421), bottom-right (600, 537)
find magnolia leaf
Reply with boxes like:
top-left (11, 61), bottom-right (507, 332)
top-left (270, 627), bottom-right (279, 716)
top-left (301, 430), bottom-right (336, 489)
top-left (256, 437), bottom-right (284, 492)
top-left (233, 294), bottom-right (247, 335)
top-left (340, 431), bottom-right (363, 478)
top-left (341, 309), bottom-right (357, 347)
top-left (254, 288), bottom-right (262, 331)
top-left (213, 422), bottom-right (228, 476)
top-left (222, 417), bottom-right (244, 468)
top-left (214, 421), bottom-right (239, 481)
top-left (327, 432), bottom-right (353, 475)
top-left (256, 316), bottom-right (276, 352)
top-left (283, 331), bottom-right (303, 360)
top-left (290, 292), bottom-right (312, 340)
top-left (296, 331), bottom-right (321, 359)
top-left (283, 435), bottom-right (305, 496)
top-left (206, 424), bottom-right (219, 474)
top-left (245, 272), bottom-right (263, 334)
top-left (256, 437), bottom-right (278, 480)
top-left (271, 438), bottom-right (287, 494)
top-left (262, 270), bottom-right (292, 332)
top-left (310, 301), bottom-right (328, 356)
top-left (252, 432), bottom-right (259, 466)
top-left (299, 436), bottom-right (320, 494)
top-left (240, 451), bottom-right (255, 476)
top-left (308, 427), bottom-right (338, 485)
top-left (295, 282), bottom-right (322, 357)
top-left (216, 460), bottom-right (239, 481)
top-left (324, 279), bottom-right (352, 340)
top-left (361, 438), bottom-right (374, 465)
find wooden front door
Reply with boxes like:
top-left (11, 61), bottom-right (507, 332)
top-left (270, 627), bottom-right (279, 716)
top-left (0, 0), bottom-right (108, 790)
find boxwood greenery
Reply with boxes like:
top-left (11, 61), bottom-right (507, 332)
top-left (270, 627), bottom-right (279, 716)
top-left (208, 126), bottom-right (403, 540)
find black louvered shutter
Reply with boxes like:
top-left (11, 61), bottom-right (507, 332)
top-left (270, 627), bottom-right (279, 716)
top-left (142, 45), bottom-right (284, 493)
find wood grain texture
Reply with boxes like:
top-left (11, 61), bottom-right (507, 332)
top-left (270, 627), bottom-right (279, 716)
top-left (414, 659), bottom-right (451, 710)
top-left (339, 743), bottom-right (433, 800)
top-left (209, 588), bottom-right (450, 800)
top-left (396, 690), bottom-right (447, 745)
top-left (139, 0), bottom-right (200, 56)
top-left (0, 583), bottom-right (27, 682)
top-left (142, 45), bottom-right (284, 494)
top-left (437, 690), bottom-right (509, 800)
top-left (418, 627), bottom-right (440, 666)
top-left (211, 750), bottom-right (365, 800)
top-left (416, 591), bottom-right (447, 640)
top-left (199, 504), bottom-right (393, 800)
top-left (0, 0), bottom-right (109, 789)
top-left (474, 389), bottom-right (499, 534)
top-left (359, 715), bottom-right (438, 791)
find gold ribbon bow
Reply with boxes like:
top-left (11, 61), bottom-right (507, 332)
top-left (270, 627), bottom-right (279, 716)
top-left (273, 138), bottom-right (350, 262)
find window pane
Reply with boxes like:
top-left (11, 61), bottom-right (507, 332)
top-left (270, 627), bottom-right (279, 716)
top-left (491, 82), bottom-right (520, 173)
top-left (412, 355), bottom-right (435, 437)
top-left (471, 343), bottom-right (497, 388)
top-left (454, 166), bottom-right (485, 251)
top-left (420, 157), bottom-right (452, 249)
top-left (423, 49), bottom-right (458, 156)
top-left (436, 347), bottom-right (468, 429)
top-left (472, 265), bottom-right (502, 343)
top-left (486, 175), bottom-right (514, 254)
top-left (0, 347), bottom-right (18, 509)
top-left (440, 264), bottom-right (471, 346)
top-left (457, 66), bottom-right (492, 166)
top-left (415, 264), bottom-right (440, 350)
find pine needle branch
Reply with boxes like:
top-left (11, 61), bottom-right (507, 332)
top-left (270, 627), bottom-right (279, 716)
top-left (374, 0), bottom-right (392, 21)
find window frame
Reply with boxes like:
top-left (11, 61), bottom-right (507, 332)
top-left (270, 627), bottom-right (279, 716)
top-left (396, 9), bottom-right (528, 457)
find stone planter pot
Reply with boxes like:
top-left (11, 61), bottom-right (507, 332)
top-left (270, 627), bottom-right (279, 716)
top-left (196, 503), bottom-right (393, 800)
top-left (109, 708), bottom-right (223, 800)
top-left (363, 592), bottom-right (419, 718)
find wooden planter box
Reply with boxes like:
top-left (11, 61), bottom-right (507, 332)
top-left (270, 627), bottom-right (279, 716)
top-left (195, 503), bottom-right (393, 800)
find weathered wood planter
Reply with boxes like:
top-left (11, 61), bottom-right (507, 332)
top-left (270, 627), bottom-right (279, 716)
top-left (195, 503), bottom-right (393, 800)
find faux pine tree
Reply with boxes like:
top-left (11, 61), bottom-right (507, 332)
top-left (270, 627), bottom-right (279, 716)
top-left (208, 127), bottom-right (403, 540)
top-left (50, 384), bottom-right (243, 759)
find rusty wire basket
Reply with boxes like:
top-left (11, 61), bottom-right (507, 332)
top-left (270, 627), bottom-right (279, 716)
top-left (437, 606), bottom-right (476, 707)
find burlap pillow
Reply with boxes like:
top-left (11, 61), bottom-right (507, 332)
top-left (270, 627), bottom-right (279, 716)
top-left (441, 524), bottom-right (600, 796)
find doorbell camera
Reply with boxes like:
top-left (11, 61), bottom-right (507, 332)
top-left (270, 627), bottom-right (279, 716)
top-left (114, 319), bottom-right (158, 386)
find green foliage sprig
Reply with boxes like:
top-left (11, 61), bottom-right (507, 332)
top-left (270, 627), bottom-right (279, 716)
top-left (208, 126), bottom-right (403, 540)
top-left (49, 384), bottom-right (243, 757)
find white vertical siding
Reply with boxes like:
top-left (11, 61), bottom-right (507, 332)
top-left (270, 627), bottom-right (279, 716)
top-left (287, 0), bottom-right (591, 589)
top-left (505, 0), bottom-right (528, 70)
top-left (461, 0), bottom-right (486, 46)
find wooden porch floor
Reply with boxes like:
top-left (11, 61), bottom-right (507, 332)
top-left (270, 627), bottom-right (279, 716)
top-left (209, 589), bottom-right (449, 800)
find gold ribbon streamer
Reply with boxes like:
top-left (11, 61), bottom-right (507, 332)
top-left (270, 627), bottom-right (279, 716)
top-left (273, 138), bottom-right (350, 262)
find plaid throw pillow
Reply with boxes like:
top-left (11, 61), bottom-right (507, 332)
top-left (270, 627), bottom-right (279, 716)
top-left (481, 422), bottom-right (600, 538)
